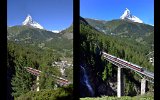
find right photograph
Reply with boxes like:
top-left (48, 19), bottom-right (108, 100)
top-left (80, 0), bottom-right (154, 99)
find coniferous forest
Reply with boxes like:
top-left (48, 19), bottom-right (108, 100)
top-left (79, 17), bottom-right (154, 98)
top-left (6, 0), bottom-right (154, 99)
top-left (7, 25), bottom-right (73, 99)
top-left (6, 16), bottom-right (154, 99)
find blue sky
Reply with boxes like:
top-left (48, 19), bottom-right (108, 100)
top-left (80, 0), bottom-right (154, 25)
top-left (8, 0), bottom-right (73, 30)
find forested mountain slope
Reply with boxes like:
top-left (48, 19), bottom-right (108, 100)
top-left (85, 18), bottom-right (154, 49)
top-left (80, 17), bottom-right (153, 97)
top-left (7, 25), bottom-right (73, 99)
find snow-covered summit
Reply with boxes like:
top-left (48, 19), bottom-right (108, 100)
top-left (22, 14), bottom-right (44, 29)
top-left (120, 8), bottom-right (143, 23)
top-left (51, 30), bottom-right (61, 33)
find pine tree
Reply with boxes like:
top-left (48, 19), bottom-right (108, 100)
top-left (8, 45), bottom-right (36, 97)
top-left (102, 66), bottom-right (107, 81)
top-left (11, 56), bottom-right (34, 97)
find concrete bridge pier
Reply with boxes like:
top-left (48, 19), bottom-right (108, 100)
top-left (36, 76), bottom-right (40, 91)
top-left (141, 78), bottom-right (146, 95)
top-left (117, 67), bottom-right (124, 97)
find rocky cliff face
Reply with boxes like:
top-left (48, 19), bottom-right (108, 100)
top-left (80, 64), bottom-right (116, 97)
top-left (79, 62), bottom-right (145, 97)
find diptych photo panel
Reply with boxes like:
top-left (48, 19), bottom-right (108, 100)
top-left (6, 0), bottom-right (154, 99)
top-left (79, 0), bottom-right (154, 99)
top-left (7, 0), bottom-right (73, 99)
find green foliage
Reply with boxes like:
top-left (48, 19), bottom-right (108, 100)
top-left (65, 67), bottom-right (73, 82)
top-left (8, 24), bottom-right (73, 98)
top-left (61, 24), bottom-right (73, 33)
top-left (8, 42), bottom-right (37, 97)
top-left (39, 66), bottom-right (61, 89)
top-left (80, 17), bottom-right (154, 96)
top-left (107, 62), bottom-right (112, 77)
top-left (8, 25), bottom-right (58, 42)
top-left (80, 92), bottom-right (154, 100)
top-left (16, 85), bottom-right (73, 100)
top-left (7, 25), bottom-right (73, 55)
top-left (85, 18), bottom-right (154, 49)
top-left (102, 66), bottom-right (107, 81)
top-left (7, 41), bottom-right (72, 97)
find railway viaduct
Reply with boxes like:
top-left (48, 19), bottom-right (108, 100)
top-left (24, 52), bottom-right (154, 97)
top-left (24, 67), bottom-right (70, 91)
top-left (102, 52), bottom-right (154, 97)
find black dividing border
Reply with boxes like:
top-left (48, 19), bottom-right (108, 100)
top-left (0, 0), bottom-right (7, 99)
top-left (73, 0), bottom-right (80, 99)
top-left (154, 0), bottom-right (160, 99)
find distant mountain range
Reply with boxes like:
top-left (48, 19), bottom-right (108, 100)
top-left (60, 24), bottom-right (73, 40)
top-left (79, 15), bottom-right (154, 98)
top-left (80, 16), bottom-right (154, 67)
top-left (84, 17), bottom-right (154, 47)
top-left (8, 12), bottom-right (153, 50)
top-left (7, 21), bottom-right (73, 51)
top-left (7, 25), bottom-right (57, 42)
top-left (22, 14), bottom-right (67, 33)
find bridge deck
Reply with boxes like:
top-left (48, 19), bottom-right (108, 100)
top-left (102, 52), bottom-right (154, 82)
top-left (24, 67), bottom-right (70, 85)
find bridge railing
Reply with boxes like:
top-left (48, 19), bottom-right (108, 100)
top-left (102, 52), bottom-right (154, 80)
top-left (24, 67), bottom-right (70, 85)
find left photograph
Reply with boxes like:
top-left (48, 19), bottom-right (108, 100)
top-left (7, 0), bottom-right (73, 99)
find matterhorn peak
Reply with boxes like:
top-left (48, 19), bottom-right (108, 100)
top-left (120, 8), bottom-right (143, 23)
top-left (26, 14), bottom-right (32, 20)
top-left (26, 14), bottom-right (32, 19)
top-left (22, 14), bottom-right (33, 24)
top-left (125, 8), bottom-right (129, 11)
top-left (22, 14), bottom-right (44, 29)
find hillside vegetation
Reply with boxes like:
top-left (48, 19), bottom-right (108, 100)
top-left (85, 18), bottom-right (154, 50)
top-left (16, 85), bottom-right (73, 100)
top-left (7, 25), bottom-right (73, 99)
top-left (80, 92), bottom-right (153, 100)
top-left (79, 17), bottom-right (154, 97)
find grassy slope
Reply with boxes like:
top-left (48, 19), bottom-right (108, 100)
top-left (81, 92), bottom-right (154, 100)
top-left (16, 85), bottom-right (73, 100)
